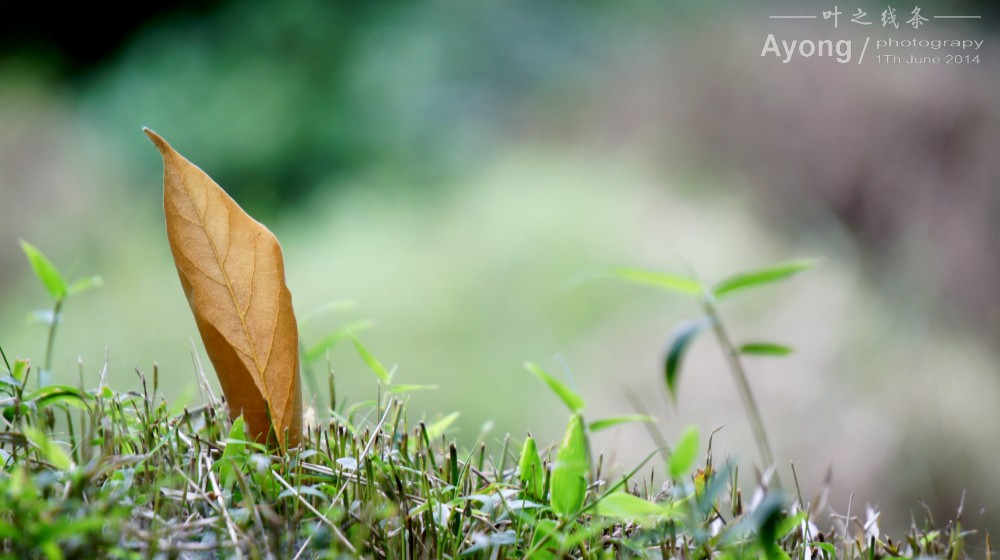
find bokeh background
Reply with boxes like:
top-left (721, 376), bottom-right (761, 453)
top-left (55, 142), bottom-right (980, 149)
top-left (3, 0), bottom-right (998, 542)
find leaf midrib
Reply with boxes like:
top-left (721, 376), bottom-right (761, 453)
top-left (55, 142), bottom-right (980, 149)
top-left (182, 175), bottom-right (273, 409)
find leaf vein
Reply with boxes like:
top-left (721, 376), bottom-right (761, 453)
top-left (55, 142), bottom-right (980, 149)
top-left (181, 178), bottom-right (269, 405)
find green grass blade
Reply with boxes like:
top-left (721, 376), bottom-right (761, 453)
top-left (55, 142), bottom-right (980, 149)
top-left (563, 266), bottom-right (702, 296)
top-left (712, 259), bottom-right (819, 300)
top-left (0, 344), bottom-right (10, 374)
top-left (812, 543), bottom-right (838, 558)
top-left (387, 384), bottom-right (438, 394)
top-left (668, 426), bottom-right (699, 480)
top-left (528, 519), bottom-right (560, 560)
top-left (581, 446), bottom-right (672, 518)
top-left (740, 342), bottom-right (794, 357)
top-left (20, 241), bottom-right (68, 301)
top-left (24, 385), bottom-right (92, 412)
top-left (588, 415), bottom-right (655, 432)
top-left (604, 266), bottom-right (702, 295)
top-left (550, 414), bottom-right (589, 518)
top-left (68, 276), bottom-right (103, 296)
top-left (664, 317), bottom-right (713, 402)
top-left (343, 400), bottom-right (376, 430)
top-left (306, 319), bottom-right (374, 362)
top-left (518, 436), bottom-right (544, 501)
top-left (595, 491), bottom-right (677, 521)
top-left (12, 359), bottom-right (29, 383)
top-left (524, 362), bottom-right (585, 413)
top-left (776, 511), bottom-right (807, 540)
top-left (750, 493), bottom-right (787, 558)
top-left (218, 416), bottom-right (248, 489)
top-left (350, 335), bottom-right (391, 384)
top-left (424, 412), bottom-right (460, 442)
top-left (24, 426), bottom-right (72, 470)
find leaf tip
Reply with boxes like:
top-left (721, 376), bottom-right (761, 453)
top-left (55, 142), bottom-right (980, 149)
top-left (143, 127), bottom-right (172, 157)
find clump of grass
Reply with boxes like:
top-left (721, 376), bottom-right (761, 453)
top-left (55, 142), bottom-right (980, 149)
top-left (0, 245), bottom-right (983, 558)
top-left (0, 364), bottom-right (980, 559)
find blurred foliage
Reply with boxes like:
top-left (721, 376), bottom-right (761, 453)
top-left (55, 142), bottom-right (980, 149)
top-left (10, 0), bottom-right (997, 220)
top-left (80, 0), bottom-right (640, 216)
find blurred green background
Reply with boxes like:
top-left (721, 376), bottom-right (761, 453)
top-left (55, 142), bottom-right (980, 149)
top-left (3, 0), bottom-right (999, 540)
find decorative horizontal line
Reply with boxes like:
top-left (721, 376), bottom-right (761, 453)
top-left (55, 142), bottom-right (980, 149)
top-left (769, 15), bottom-right (818, 19)
top-left (932, 15), bottom-right (981, 19)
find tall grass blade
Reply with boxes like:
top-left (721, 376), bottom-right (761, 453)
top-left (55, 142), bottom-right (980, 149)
top-left (664, 317), bottom-right (714, 402)
top-left (20, 241), bottom-right (68, 301)
top-left (550, 414), bottom-right (588, 518)
top-left (595, 491), bottom-right (677, 521)
top-left (669, 426), bottom-right (699, 480)
top-left (712, 259), bottom-right (818, 300)
top-left (740, 342), bottom-right (794, 357)
top-left (604, 266), bottom-right (702, 295)
top-left (524, 362), bottom-right (585, 413)
top-left (351, 335), bottom-right (391, 384)
top-left (588, 415), bottom-right (655, 432)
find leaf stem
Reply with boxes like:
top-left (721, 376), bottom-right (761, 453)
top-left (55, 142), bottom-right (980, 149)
top-left (43, 298), bottom-right (63, 386)
top-left (700, 297), bottom-right (778, 485)
top-left (0, 343), bottom-right (10, 373)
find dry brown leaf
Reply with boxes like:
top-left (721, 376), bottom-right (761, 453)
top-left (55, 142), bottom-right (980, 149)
top-left (145, 128), bottom-right (302, 448)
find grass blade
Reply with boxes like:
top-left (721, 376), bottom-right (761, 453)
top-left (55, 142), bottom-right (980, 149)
top-left (595, 491), bottom-right (677, 521)
top-left (740, 342), bottom-right (794, 357)
top-left (24, 385), bottom-right (92, 411)
top-left (664, 317), bottom-right (713, 402)
top-left (604, 266), bottom-right (702, 295)
top-left (68, 276), bottom-right (103, 296)
top-left (306, 320), bottom-right (374, 362)
top-left (387, 384), bottom-right (438, 394)
top-left (351, 335), bottom-right (391, 384)
top-left (0, 345), bottom-right (10, 374)
top-left (518, 436), bottom-right (544, 501)
top-left (524, 362), bottom-right (585, 413)
top-left (12, 359), bottom-right (29, 383)
top-left (550, 414), bottom-right (589, 518)
top-left (588, 415), bottom-right (655, 432)
top-left (528, 519), bottom-right (560, 559)
top-left (424, 412), bottom-right (460, 442)
top-left (668, 426), bottom-right (699, 480)
top-left (24, 426), bottom-right (72, 470)
top-left (218, 416), bottom-right (248, 489)
top-left (20, 241), bottom-right (68, 301)
top-left (712, 259), bottom-right (819, 300)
